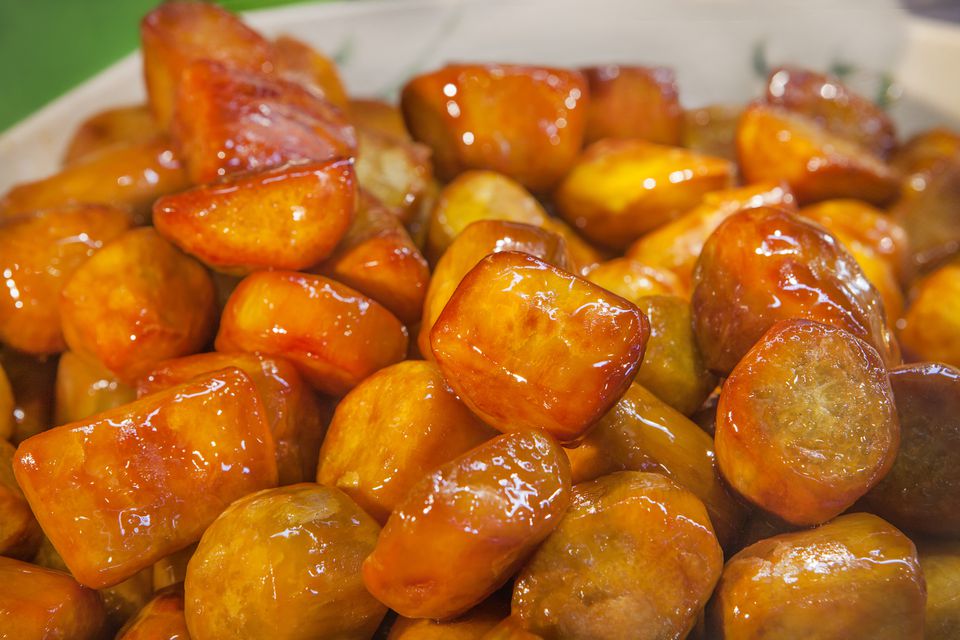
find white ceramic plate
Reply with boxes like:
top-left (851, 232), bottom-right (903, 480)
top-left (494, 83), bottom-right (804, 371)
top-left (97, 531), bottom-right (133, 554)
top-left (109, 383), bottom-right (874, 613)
top-left (2, 0), bottom-right (959, 193)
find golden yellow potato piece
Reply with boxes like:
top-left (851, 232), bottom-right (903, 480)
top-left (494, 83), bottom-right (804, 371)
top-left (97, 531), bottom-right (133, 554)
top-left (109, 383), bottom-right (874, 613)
top-left (586, 258), bottom-right (687, 302)
top-left (55, 351), bottom-right (136, 425)
top-left (116, 584), bottom-right (190, 640)
top-left (899, 261), bottom-right (960, 366)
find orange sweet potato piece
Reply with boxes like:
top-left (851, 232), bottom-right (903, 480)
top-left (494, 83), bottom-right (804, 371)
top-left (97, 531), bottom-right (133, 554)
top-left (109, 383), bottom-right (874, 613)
top-left (585, 258), bottom-right (687, 302)
top-left (138, 351), bottom-right (326, 486)
top-left (354, 127), bottom-right (433, 224)
top-left (716, 319), bottom-right (899, 525)
top-left (418, 219), bottom-right (570, 358)
top-left (708, 513), bottom-right (925, 639)
top-left (0, 347), bottom-right (57, 444)
top-left (0, 139), bottom-right (190, 224)
top-left (582, 65), bottom-right (682, 145)
top-left (363, 431), bottom-right (571, 619)
top-left (54, 351), bottom-right (136, 425)
top-left (13, 367), bottom-right (277, 588)
top-left (63, 105), bottom-right (162, 165)
top-left (388, 596), bottom-right (508, 640)
top-left (890, 127), bottom-right (960, 177)
top-left (482, 617), bottom-right (544, 640)
top-left (350, 98), bottom-right (411, 141)
top-left (116, 584), bottom-right (190, 640)
top-left (691, 206), bottom-right (898, 374)
top-left (431, 251), bottom-right (649, 444)
top-left (401, 64), bottom-right (588, 192)
top-left (899, 261), bottom-right (960, 365)
top-left (185, 484), bottom-right (386, 640)
top-left (626, 182), bottom-right (796, 290)
top-left (317, 360), bottom-right (497, 523)
top-left (682, 104), bottom-right (741, 161)
top-left (513, 472), bottom-right (723, 640)
top-left (0, 204), bottom-right (131, 355)
top-left (272, 35), bottom-right (349, 110)
top-left (0, 440), bottom-right (42, 560)
top-left (60, 228), bottom-right (217, 383)
top-left (0, 364), bottom-right (11, 441)
top-left (216, 270), bottom-right (408, 395)
top-left (554, 139), bottom-right (735, 250)
top-left (892, 156), bottom-right (960, 274)
top-left (765, 66), bottom-right (897, 158)
top-left (152, 544), bottom-right (195, 592)
top-left (173, 60), bottom-right (356, 184)
top-left (0, 556), bottom-right (106, 639)
top-left (736, 102), bottom-right (900, 205)
top-left (154, 159), bottom-right (356, 274)
top-left (315, 191), bottom-right (429, 325)
top-left (140, 1), bottom-right (273, 127)
top-left (917, 539), bottom-right (960, 640)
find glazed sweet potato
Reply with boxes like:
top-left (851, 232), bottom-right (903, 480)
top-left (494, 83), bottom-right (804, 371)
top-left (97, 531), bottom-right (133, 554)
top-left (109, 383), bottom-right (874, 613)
top-left (917, 539), bottom-right (960, 640)
top-left (585, 259), bottom-right (687, 302)
top-left (899, 261), bottom-right (960, 365)
top-left (0, 364), bottom-right (11, 441)
top-left (54, 351), bottom-right (136, 425)
top-left (0, 347), bottom-right (57, 444)
top-left (0, 440), bottom-right (42, 560)
top-left (401, 64), bottom-right (588, 192)
top-left (431, 251), bottom-right (648, 443)
top-left (890, 127), bottom-right (960, 177)
top-left (681, 104), bottom-right (741, 161)
top-left (386, 592), bottom-right (508, 640)
top-left (892, 156), bottom-right (960, 274)
top-left (63, 105), bottom-right (162, 165)
top-left (354, 127), bottom-right (433, 223)
top-left (582, 65), bottom-right (682, 145)
top-left (13, 367), bottom-right (277, 588)
top-left (116, 584), bottom-right (190, 640)
top-left (350, 98), bottom-right (411, 141)
top-left (272, 35), bottom-right (349, 110)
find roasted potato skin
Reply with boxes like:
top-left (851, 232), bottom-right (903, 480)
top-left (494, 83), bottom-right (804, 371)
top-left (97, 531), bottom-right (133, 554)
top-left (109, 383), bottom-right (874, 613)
top-left (215, 270), bottom-right (408, 396)
top-left (362, 431), bottom-right (571, 620)
top-left (691, 206), bottom-right (897, 374)
top-left (116, 584), bottom-right (190, 640)
top-left (715, 319), bottom-right (899, 526)
top-left (13, 367), bottom-right (277, 588)
top-left (317, 360), bottom-right (497, 523)
top-left (581, 65), bottom-right (682, 145)
top-left (708, 512), bottom-right (925, 640)
top-left (59, 227), bottom-right (218, 383)
top-left (185, 484), bottom-right (386, 640)
top-left (401, 64), bottom-right (588, 192)
top-left (63, 104), bottom-right (162, 165)
top-left (0, 204), bottom-right (132, 355)
top-left (431, 251), bottom-right (649, 444)
top-left (512, 472), bottom-right (723, 640)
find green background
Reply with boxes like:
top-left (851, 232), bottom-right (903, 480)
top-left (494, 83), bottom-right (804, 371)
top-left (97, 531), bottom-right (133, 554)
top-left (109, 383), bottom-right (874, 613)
top-left (0, 0), bottom-right (316, 133)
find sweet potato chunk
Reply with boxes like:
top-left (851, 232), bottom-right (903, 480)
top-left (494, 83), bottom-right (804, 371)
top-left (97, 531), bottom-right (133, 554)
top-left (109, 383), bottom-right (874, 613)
top-left (917, 539), bottom-right (960, 640)
top-left (691, 206), bottom-right (897, 374)
top-left (0, 139), bottom-right (189, 224)
top-left (0, 556), bottom-right (106, 639)
top-left (216, 270), bottom-right (408, 395)
top-left (363, 431), bottom-right (570, 619)
top-left (272, 35), bottom-right (349, 110)
top-left (0, 347), bottom-right (57, 444)
top-left (351, 98), bottom-right (411, 141)
top-left (681, 104), bottom-right (741, 161)
top-left (626, 182), bottom-right (795, 290)
top-left (60, 228), bottom-right (217, 382)
top-left (185, 484), bottom-right (386, 640)
top-left (482, 617), bottom-right (543, 640)
top-left (0, 364), bottom-right (11, 441)
top-left (513, 472), bottom-right (723, 640)
top-left (387, 594), bottom-right (508, 639)
top-left (55, 351), bottom-right (136, 425)
top-left (401, 64), bottom-right (588, 192)
top-left (116, 585), bottom-right (190, 640)
top-left (317, 360), bottom-right (496, 523)
top-left (764, 66), bottom-right (896, 158)
top-left (892, 156), bottom-right (960, 273)
top-left (154, 159), bottom-right (356, 274)
top-left (890, 127), bottom-right (960, 176)
top-left (716, 319), bottom-right (899, 525)
top-left (152, 544), bottom-right (195, 591)
top-left (418, 219), bottom-right (569, 358)
top-left (431, 251), bottom-right (648, 443)
top-left (13, 367), bottom-right (277, 588)
top-left (63, 105), bottom-right (162, 165)
top-left (565, 383), bottom-right (744, 548)
top-left (708, 513), bottom-right (925, 639)
top-left (737, 102), bottom-right (899, 205)
top-left (582, 65), bottom-right (682, 145)
top-left (585, 259), bottom-right (686, 302)
top-left (0, 440), bottom-right (42, 560)
top-left (899, 261), bottom-right (960, 365)
top-left (138, 352), bottom-right (326, 485)
top-left (315, 191), bottom-right (429, 325)
top-left (554, 139), bottom-right (734, 250)
top-left (355, 127), bottom-right (433, 223)
top-left (864, 363), bottom-right (960, 535)
top-left (0, 204), bottom-right (131, 355)
top-left (173, 60), bottom-right (356, 184)
top-left (140, 1), bottom-right (273, 127)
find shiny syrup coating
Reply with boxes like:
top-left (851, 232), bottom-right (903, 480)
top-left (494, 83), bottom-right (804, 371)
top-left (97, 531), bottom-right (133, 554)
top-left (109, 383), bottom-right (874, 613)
top-left (387, 594), bottom-right (508, 640)
top-left (482, 616), bottom-right (543, 640)
top-left (350, 98), bottom-right (412, 142)
top-left (581, 65), bottom-right (682, 145)
top-left (0, 204), bottom-right (132, 355)
top-left (586, 258), bottom-right (687, 302)
top-left (0, 364), bottom-right (12, 441)
top-left (354, 126), bottom-right (434, 223)
top-left (13, 367), bottom-right (278, 588)
top-left (55, 350), bottom-right (137, 425)
top-left (401, 64), bottom-right (588, 193)
top-left (431, 251), bottom-right (648, 444)
top-left (116, 584), bottom-right (190, 640)
top-left (271, 35), bottom-right (349, 110)
top-left (890, 127), bottom-right (960, 177)
top-left (864, 362), bottom-right (960, 535)
top-left (564, 383), bottom-right (745, 549)
top-left (138, 351), bottom-right (327, 486)
top-left (708, 512), bottom-right (925, 639)
top-left (185, 484), bottom-right (386, 640)
top-left (899, 262), bottom-right (960, 366)
top-left (513, 471), bottom-right (723, 640)
top-left (892, 155), bottom-right (960, 273)
top-left (63, 104), bottom-right (162, 165)
top-left (418, 219), bottom-right (570, 358)
top-left (362, 431), bottom-right (571, 619)
top-left (317, 360), bottom-right (497, 523)
top-left (0, 556), bottom-right (106, 640)
top-left (716, 319), bottom-right (899, 526)
top-left (60, 227), bottom-right (218, 383)
top-left (215, 270), bottom-right (408, 396)
top-left (154, 159), bottom-right (357, 274)
top-left (681, 104), bottom-right (741, 161)
top-left (917, 538), bottom-right (960, 640)
top-left (172, 59), bottom-right (356, 184)
top-left (691, 206), bottom-right (897, 374)
top-left (554, 138), bottom-right (735, 251)
top-left (0, 440), bottom-right (42, 560)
